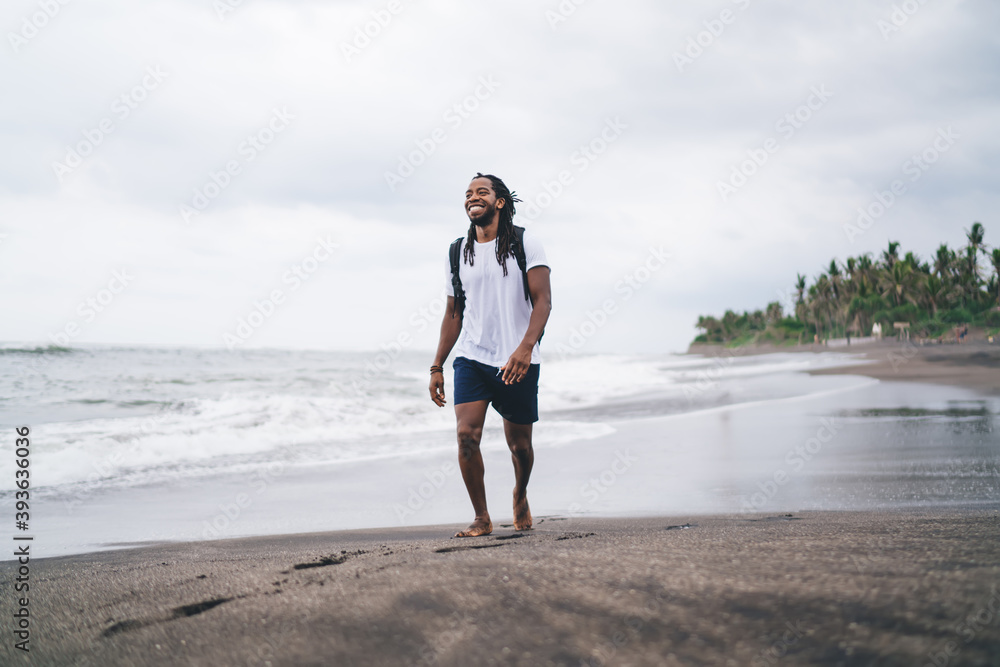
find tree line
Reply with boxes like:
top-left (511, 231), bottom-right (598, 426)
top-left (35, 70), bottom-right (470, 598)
top-left (695, 222), bottom-right (1000, 346)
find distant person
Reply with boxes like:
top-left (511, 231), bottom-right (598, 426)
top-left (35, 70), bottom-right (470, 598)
top-left (429, 173), bottom-right (552, 538)
top-left (872, 322), bottom-right (882, 340)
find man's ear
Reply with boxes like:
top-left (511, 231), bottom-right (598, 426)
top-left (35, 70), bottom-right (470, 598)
top-left (497, 198), bottom-right (505, 209)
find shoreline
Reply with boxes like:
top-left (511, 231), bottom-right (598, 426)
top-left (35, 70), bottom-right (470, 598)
top-left (689, 339), bottom-right (1000, 396)
top-left (809, 340), bottom-right (1000, 396)
top-left (4, 507), bottom-right (999, 665)
top-left (10, 344), bottom-right (998, 563)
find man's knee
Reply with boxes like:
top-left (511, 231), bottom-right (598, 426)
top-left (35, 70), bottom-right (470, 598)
top-left (457, 424), bottom-right (483, 449)
top-left (507, 432), bottom-right (532, 453)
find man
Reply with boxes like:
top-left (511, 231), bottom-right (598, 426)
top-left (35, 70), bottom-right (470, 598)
top-left (429, 173), bottom-right (552, 538)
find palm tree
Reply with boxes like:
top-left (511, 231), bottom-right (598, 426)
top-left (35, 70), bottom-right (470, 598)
top-left (856, 253), bottom-right (875, 287)
top-left (880, 261), bottom-right (918, 308)
top-left (966, 221), bottom-right (986, 252)
top-left (847, 277), bottom-right (884, 335)
top-left (794, 274), bottom-right (807, 322)
top-left (964, 222), bottom-right (988, 283)
top-left (806, 284), bottom-right (823, 340)
top-left (811, 274), bottom-right (836, 338)
top-left (902, 251), bottom-right (921, 271)
top-left (881, 241), bottom-right (901, 269)
top-left (827, 260), bottom-right (841, 278)
top-left (845, 257), bottom-right (857, 281)
top-left (922, 274), bottom-right (946, 317)
top-left (841, 258), bottom-right (861, 318)
top-left (765, 301), bottom-right (784, 325)
top-left (933, 244), bottom-right (953, 279)
top-left (827, 260), bottom-right (844, 332)
top-left (956, 246), bottom-right (983, 306)
top-left (721, 310), bottom-right (740, 340)
top-left (991, 248), bottom-right (1000, 306)
top-left (696, 315), bottom-right (723, 342)
top-left (985, 276), bottom-right (999, 310)
top-left (794, 274), bottom-right (806, 303)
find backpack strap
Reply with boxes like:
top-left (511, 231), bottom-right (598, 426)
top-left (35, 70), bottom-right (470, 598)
top-left (449, 237), bottom-right (465, 319)
top-left (512, 225), bottom-right (543, 344)
top-left (512, 226), bottom-right (532, 305)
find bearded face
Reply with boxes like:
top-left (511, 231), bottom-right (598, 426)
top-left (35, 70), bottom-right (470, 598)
top-left (466, 177), bottom-right (503, 226)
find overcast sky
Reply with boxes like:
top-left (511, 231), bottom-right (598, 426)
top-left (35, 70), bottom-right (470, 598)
top-left (2, 0), bottom-right (998, 355)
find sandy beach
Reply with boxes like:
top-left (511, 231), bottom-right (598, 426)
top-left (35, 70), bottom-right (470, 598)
top-left (3, 344), bottom-right (999, 665)
top-left (3, 508), bottom-right (999, 666)
top-left (809, 341), bottom-right (1000, 396)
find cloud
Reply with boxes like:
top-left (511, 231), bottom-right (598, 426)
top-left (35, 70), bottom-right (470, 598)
top-left (2, 0), bottom-right (998, 353)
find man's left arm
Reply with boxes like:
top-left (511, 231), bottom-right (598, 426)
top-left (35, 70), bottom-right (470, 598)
top-left (500, 266), bottom-right (551, 384)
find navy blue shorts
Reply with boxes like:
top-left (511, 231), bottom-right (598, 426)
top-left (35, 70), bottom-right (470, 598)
top-left (452, 356), bottom-right (539, 424)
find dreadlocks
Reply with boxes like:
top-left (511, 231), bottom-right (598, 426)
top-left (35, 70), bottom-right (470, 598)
top-left (463, 173), bottom-right (522, 276)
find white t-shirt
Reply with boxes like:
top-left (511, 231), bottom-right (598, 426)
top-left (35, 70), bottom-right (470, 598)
top-left (446, 229), bottom-right (549, 367)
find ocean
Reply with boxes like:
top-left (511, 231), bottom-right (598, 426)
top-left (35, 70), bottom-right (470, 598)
top-left (1, 345), bottom-right (997, 559)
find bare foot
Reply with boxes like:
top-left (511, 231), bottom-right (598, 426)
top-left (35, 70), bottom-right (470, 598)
top-left (454, 517), bottom-right (493, 538)
top-left (513, 491), bottom-right (532, 531)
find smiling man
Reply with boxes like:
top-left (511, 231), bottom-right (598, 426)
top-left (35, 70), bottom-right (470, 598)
top-left (429, 173), bottom-right (552, 538)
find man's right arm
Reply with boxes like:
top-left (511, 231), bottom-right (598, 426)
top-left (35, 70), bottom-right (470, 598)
top-left (429, 296), bottom-right (462, 407)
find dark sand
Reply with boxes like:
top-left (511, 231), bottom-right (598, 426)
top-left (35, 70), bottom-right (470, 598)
top-left (5, 346), bottom-right (999, 666)
top-left (810, 341), bottom-right (1000, 396)
top-left (3, 509), bottom-right (1000, 666)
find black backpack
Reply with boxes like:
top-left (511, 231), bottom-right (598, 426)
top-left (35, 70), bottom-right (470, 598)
top-left (449, 225), bottom-right (541, 340)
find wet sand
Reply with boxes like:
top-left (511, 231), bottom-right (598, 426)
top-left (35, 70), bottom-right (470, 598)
top-left (806, 341), bottom-right (1000, 396)
top-left (692, 339), bottom-right (1000, 395)
top-left (3, 508), bottom-right (999, 666)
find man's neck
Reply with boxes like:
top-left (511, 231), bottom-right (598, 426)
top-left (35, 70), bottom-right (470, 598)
top-left (475, 217), bottom-right (500, 243)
